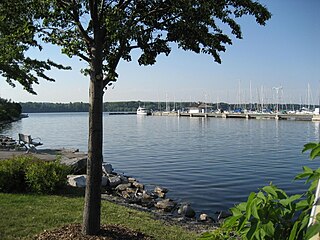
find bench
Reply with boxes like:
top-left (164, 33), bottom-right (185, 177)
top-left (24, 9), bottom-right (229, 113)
top-left (18, 133), bottom-right (43, 153)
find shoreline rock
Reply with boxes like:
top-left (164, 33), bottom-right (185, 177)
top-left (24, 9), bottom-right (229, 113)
top-left (66, 162), bottom-right (219, 230)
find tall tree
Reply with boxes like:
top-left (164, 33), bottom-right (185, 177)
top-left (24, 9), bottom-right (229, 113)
top-left (0, 0), bottom-right (271, 235)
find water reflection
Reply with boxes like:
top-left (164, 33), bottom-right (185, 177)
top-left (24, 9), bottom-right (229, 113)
top-left (314, 121), bottom-right (320, 142)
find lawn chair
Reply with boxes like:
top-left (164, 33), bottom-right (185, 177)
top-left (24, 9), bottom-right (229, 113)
top-left (18, 133), bottom-right (43, 153)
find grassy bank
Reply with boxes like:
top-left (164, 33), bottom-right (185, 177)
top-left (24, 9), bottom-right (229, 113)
top-left (0, 193), bottom-right (199, 240)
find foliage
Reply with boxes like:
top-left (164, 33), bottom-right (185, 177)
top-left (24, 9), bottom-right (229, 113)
top-left (0, 98), bottom-right (22, 121)
top-left (25, 159), bottom-right (71, 194)
top-left (0, 156), bottom-right (70, 194)
top-left (199, 143), bottom-right (320, 240)
top-left (0, 0), bottom-right (71, 94)
top-left (0, 156), bottom-right (29, 192)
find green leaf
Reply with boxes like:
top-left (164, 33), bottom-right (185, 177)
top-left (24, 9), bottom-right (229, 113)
top-left (258, 228), bottom-right (266, 240)
top-left (305, 222), bottom-right (320, 239)
top-left (289, 221), bottom-right (299, 240)
top-left (257, 191), bottom-right (266, 202)
top-left (237, 202), bottom-right (247, 211)
top-left (262, 221), bottom-right (275, 237)
top-left (302, 143), bottom-right (318, 153)
top-left (262, 185), bottom-right (277, 197)
top-left (230, 206), bottom-right (243, 217)
top-left (308, 180), bottom-right (318, 192)
top-left (237, 216), bottom-right (247, 232)
top-left (280, 194), bottom-right (302, 207)
top-left (251, 199), bottom-right (260, 220)
top-left (296, 200), bottom-right (309, 210)
top-left (310, 145), bottom-right (320, 160)
top-left (223, 215), bottom-right (242, 228)
top-left (246, 220), bottom-right (259, 240)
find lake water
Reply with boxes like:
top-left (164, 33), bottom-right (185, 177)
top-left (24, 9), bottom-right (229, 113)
top-left (1, 113), bottom-right (320, 216)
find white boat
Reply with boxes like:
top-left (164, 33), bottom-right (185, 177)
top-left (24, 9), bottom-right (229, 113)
top-left (137, 107), bottom-right (148, 115)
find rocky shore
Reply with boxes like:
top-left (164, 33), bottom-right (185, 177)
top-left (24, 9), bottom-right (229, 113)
top-left (0, 147), bottom-right (223, 233)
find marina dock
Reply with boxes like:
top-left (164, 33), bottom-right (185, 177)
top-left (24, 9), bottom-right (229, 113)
top-left (152, 111), bottom-right (320, 121)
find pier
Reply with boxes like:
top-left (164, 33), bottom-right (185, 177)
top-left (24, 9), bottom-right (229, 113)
top-left (152, 112), bottom-right (319, 121)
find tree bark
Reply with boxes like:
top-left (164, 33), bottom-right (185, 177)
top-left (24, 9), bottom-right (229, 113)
top-left (82, 43), bottom-right (104, 235)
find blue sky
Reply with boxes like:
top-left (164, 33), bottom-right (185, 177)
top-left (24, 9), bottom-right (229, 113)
top-left (1, 0), bottom-right (319, 104)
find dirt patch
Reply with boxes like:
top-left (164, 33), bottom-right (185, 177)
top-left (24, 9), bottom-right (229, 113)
top-left (35, 224), bottom-right (152, 240)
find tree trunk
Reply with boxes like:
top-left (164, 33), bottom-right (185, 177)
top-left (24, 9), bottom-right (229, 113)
top-left (82, 44), bottom-right (104, 235)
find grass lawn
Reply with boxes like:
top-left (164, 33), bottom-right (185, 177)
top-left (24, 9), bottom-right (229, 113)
top-left (0, 193), bottom-right (200, 240)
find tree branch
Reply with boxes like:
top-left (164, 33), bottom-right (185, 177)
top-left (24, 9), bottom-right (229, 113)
top-left (71, 0), bottom-right (93, 45)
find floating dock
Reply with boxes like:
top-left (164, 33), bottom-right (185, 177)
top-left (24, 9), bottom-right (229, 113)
top-left (152, 112), bottom-right (320, 121)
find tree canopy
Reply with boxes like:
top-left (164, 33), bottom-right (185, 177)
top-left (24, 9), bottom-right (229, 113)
top-left (0, 0), bottom-right (70, 94)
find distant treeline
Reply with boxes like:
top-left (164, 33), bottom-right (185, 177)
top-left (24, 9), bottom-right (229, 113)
top-left (20, 101), bottom-right (315, 113)
top-left (20, 101), bottom-right (198, 113)
top-left (0, 98), bottom-right (22, 122)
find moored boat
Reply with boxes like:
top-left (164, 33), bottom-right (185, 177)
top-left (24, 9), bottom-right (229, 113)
top-left (137, 107), bottom-right (148, 115)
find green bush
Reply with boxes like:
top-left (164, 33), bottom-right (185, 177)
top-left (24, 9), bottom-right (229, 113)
top-left (25, 160), bottom-right (70, 194)
top-left (0, 156), bottom-right (70, 194)
top-left (0, 156), bottom-right (30, 192)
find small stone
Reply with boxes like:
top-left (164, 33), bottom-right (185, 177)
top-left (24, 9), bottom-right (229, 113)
top-left (101, 176), bottom-right (108, 187)
top-left (102, 163), bottom-right (113, 175)
top-left (126, 187), bottom-right (136, 194)
top-left (155, 199), bottom-right (176, 212)
top-left (120, 175), bottom-right (129, 184)
top-left (154, 186), bottom-right (168, 198)
top-left (115, 183), bottom-right (132, 191)
top-left (67, 175), bottom-right (86, 187)
top-left (108, 176), bottom-right (122, 188)
top-left (132, 181), bottom-right (144, 190)
top-left (199, 213), bottom-right (209, 221)
top-left (154, 186), bottom-right (168, 193)
top-left (121, 190), bottom-right (131, 199)
top-left (128, 177), bottom-right (136, 183)
top-left (178, 204), bottom-right (196, 218)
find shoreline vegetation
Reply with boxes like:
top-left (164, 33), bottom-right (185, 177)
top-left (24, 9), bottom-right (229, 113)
top-left (0, 98), bottom-right (23, 125)
top-left (0, 153), bottom-right (205, 239)
top-left (0, 152), bottom-right (213, 239)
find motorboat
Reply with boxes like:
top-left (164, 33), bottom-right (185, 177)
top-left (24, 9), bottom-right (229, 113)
top-left (137, 107), bottom-right (148, 115)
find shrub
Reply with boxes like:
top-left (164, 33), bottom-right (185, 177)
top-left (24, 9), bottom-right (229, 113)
top-left (0, 156), bottom-right (30, 192)
top-left (25, 160), bottom-right (71, 194)
top-left (0, 156), bottom-right (70, 194)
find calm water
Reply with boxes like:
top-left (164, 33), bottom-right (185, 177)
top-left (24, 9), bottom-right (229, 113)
top-left (1, 113), bottom-right (320, 216)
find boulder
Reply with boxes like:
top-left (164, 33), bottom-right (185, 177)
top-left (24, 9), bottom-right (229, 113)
top-left (155, 199), bottom-right (176, 212)
top-left (128, 177), bottom-right (136, 183)
top-left (119, 175), bottom-right (129, 184)
top-left (178, 204), bottom-right (196, 218)
top-left (199, 213), bottom-right (214, 223)
top-left (101, 176), bottom-right (108, 187)
top-left (67, 175), bottom-right (86, 187)
top-left (154, 186), bottom-right (168, 198)
top-left (61, 156), bottom-right (87, 174)
top-left (102, 163), bottom-right (113, 175)
top-left (132, 181), bottom-right (144, 190)
top-left (115, 183), bottom-right (132, 191)
top-left (108, 175), bottom-right (122, 188)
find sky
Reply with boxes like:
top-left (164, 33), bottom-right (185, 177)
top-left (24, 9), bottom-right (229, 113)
top-left (0, 0), bottom-right (319, 104)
